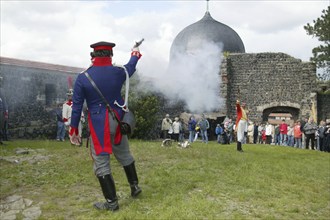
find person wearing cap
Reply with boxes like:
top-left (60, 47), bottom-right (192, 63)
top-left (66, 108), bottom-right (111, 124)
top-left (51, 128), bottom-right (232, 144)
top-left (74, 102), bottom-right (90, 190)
top-left (235, 100), bottom-right (248, 152)
top-left (161, 114), bottom-right (172, 139)
top-left (62, 89), bottom-right (85, 143)
top-left (69, 41), bottom-right (142, 211)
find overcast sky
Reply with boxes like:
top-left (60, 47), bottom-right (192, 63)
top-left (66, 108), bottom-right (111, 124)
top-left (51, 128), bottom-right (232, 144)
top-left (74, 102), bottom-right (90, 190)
top-left (1, 0), bottom-right (329, 69)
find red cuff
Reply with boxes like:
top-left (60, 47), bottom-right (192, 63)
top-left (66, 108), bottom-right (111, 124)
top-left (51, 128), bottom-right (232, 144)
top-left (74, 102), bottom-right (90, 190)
top-left (63, 118), bottom-right (68, 122)
top-left (131, 51), bottom-right (142, 59)
top-left (69, 127), bottom-right (78, 136)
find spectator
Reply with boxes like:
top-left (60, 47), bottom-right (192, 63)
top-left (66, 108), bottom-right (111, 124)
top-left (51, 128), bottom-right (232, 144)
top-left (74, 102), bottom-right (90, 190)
top-left (225, 118), bottom-right (234, 143)
top-left (247, 121), bottom-right (254, 144)
top-left (287, 123), bottom-right (294, 147)
top-left (274, 125), bottom-right (280, 145)
top-left (55, 104), bottom-right (65, 141)
top-left (188, 115), bottom-right (196, 143)
top-left (215, 124), bottom-right (223, 144)
top-left (265, 122), bottom-right (273, 145)
top-left (317, 120), bottom-right (326, 151)
top-left (179, 118), bottom-right (185, 142)
top-left (303, 117), bottom-right (318, 150)
top-left (198, 114), bottom-right (209, 144)
top-left (323, 119), bottom-right (330, 152)
top-left (172, 117), bottom-right (181, 142)
top-left (253, 122), bottom-right (259, 144)
top-left (294, 120), bottom-right (302, 148)
top-left (279, 119), bottom-right (288, 146)
top-left (300, 118), bottom-right (308, 149)
top-left (161, 114), bottom-right (172, 139)
top-left (194, 124), bottom-right (200, 142)
top-left (258, 123), bottom-right (264, 144)
top-left (261, 129), bottom-right (266, 144)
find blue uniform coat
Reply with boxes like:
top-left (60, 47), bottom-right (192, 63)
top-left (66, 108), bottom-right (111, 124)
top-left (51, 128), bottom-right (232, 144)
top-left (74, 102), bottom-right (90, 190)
top-left (70, 55), bottom-right (140, 155)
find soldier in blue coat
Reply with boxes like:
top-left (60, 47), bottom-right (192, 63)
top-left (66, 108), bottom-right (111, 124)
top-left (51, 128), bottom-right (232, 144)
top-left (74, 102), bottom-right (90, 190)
top-left (69, 41), bottom-right (142, 211)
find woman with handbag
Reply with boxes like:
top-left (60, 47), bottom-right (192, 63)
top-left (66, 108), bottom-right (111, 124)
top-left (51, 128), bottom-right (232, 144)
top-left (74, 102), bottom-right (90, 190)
top-left (69, 40), bottom-right (143, 212)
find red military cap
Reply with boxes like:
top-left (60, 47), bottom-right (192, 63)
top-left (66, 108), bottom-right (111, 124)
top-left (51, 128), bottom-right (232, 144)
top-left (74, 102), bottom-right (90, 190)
top-left (90, 41), bottom-right (116, 51)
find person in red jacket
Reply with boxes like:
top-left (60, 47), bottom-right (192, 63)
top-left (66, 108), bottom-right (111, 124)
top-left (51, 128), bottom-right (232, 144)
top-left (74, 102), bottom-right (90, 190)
top-left (235, 100), bottom-right (248, 152)
top-left (279, 119), bottom-right (288, 146)
top-left (294, 120), bottom-right (302, 148)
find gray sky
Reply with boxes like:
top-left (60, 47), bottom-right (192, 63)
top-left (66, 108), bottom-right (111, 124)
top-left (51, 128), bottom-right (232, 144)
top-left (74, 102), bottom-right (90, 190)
top-left (1, 0), bottom-right (329, 69)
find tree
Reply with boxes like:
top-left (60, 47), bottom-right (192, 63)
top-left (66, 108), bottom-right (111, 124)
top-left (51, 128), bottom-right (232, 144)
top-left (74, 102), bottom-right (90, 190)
top-left (304, 6), bottom-right (330, 81)
top-left (122, 74), bottom-right (161, 139)
top-left (130, 94), bottom-right (160, 139)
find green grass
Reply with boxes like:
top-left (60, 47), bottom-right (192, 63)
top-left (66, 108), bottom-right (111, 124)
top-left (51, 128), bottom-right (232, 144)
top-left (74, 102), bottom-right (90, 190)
top-left (1, 139), bottom-right (329, 219)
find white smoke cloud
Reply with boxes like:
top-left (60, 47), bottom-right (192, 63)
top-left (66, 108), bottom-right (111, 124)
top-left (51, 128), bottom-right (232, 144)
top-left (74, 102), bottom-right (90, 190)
top-left (136, 40), bottom-right (224, 113)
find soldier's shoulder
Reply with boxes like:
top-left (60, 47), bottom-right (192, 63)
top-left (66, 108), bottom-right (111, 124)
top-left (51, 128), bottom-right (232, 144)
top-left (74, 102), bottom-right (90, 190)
top-left (112, 64), bottom-right (127, 71)
top-left (79, 66), bottom-right (92, 75)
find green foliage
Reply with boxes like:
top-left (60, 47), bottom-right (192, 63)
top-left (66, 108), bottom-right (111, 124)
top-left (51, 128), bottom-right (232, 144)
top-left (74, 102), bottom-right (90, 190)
top-left (1, 140), bottom-right (329, 219)
top-left (304, 6), bottom-right (330, 80)
top-left (130, 94), bottom-right (160, 139)
top-left (122, 73), bottom-right (161, 139)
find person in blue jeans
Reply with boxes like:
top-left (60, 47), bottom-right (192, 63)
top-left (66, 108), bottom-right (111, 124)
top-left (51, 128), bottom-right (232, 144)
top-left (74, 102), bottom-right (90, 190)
top-left (215, 124), bottom-right (223, 144)
top-left (198, 114), bottom-right (209, 144)
top-left (188, 115), bottom-right (196, 143)
top-left (55, 104), bottom-right (65, 141)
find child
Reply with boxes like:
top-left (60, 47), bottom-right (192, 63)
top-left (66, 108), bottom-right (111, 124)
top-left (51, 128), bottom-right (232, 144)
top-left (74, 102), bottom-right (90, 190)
top-left (194, 125), bottom-right (200, 142)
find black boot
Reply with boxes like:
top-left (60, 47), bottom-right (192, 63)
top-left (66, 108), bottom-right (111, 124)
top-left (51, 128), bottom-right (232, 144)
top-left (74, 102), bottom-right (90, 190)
top-left (123, 161), bottom-right (142, 197)
top-left (94, 174), bottom-right (119, 211)
top-left (237, 141), bottom-right (243, 152)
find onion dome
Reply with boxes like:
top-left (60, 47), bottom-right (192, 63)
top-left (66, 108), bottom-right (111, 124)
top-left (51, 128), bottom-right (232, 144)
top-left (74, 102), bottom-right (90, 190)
top-left (170, 11), bottom-right (245, 59)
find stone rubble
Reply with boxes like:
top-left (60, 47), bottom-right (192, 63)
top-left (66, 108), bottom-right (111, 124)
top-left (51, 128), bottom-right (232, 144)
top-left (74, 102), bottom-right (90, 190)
top-left (0, 148), bottom-right (50, 164)
top-left (0, 195), bottom-right (42, 220)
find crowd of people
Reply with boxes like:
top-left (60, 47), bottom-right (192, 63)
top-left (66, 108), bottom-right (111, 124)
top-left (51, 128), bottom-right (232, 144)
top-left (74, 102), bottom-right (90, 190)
top-left (160, 112), bottom-right (330, 152)
top-left (242, 117), bottom-right (330, 152)
top-left (161, 113), bottom-right (237, 145)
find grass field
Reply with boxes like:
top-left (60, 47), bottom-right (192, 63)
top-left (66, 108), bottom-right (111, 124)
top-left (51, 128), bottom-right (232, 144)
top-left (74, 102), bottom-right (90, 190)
top-left (1, 139), bottom-right (329, 219)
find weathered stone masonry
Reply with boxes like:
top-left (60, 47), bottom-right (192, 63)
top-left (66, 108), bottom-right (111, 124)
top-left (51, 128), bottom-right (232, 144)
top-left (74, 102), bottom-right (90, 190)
top-left (220, 52), bottom-right (327, 122)
top-left (0, 57), bottom-right (84, 139)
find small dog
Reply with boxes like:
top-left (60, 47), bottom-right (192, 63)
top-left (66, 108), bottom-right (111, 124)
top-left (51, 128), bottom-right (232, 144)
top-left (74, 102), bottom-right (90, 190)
top-left (161, 139), bottom-right (172, 147)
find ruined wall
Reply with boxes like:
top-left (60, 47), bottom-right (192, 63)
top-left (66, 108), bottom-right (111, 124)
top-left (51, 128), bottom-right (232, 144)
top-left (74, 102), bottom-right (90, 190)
top-left (223, 52), bottom-right (318, 122)
top-left (317, 94), bottom-right (330, 121)
top-left (0, 63), bottom-right (83, 139)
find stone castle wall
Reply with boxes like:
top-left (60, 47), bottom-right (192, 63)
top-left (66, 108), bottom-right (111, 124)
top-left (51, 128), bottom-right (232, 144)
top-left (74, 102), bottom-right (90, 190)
top-left (0, 63), bottom-right (82, 139)
top-left (222, 52), bottom-right (319, 123)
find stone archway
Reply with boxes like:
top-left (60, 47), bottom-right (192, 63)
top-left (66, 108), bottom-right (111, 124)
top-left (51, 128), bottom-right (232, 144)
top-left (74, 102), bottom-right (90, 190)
top-left (262, 106), bottom-right (300, 124)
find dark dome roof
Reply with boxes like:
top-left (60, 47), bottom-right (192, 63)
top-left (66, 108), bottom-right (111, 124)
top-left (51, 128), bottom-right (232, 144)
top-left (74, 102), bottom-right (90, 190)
top-left (170, 12), bottom-right (245, 59)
